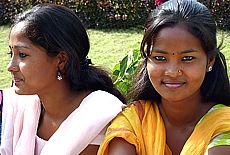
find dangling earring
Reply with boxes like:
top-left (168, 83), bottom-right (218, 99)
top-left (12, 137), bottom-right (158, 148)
top-left (57, 71), bottom-right (62, 81)
top-left (208, 66), bottom-right (212, 72)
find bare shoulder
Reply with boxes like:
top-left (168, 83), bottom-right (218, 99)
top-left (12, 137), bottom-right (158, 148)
top-left (80, 145), bottom-right (99, 155)
top-left (208, 146), bottom-right (230, 155)
top-left (108, 137), bottom-right (137, 155)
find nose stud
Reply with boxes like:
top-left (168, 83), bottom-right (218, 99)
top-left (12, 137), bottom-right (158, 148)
top-left (165, 69), bottom-right (182, 76)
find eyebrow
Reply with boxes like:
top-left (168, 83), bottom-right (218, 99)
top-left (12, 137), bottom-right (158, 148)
top-left (151, 49), bottom-right (167, 54)
top-left (9, 44), bottom-right (30, 49)
top-left (180, 49), bottom-right (199, 54)
top-left (152, 48), bottom-right (199, 54)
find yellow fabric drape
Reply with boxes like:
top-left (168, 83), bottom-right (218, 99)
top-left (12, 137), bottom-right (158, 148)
top-left (97, 100), bottom-right (230, 155)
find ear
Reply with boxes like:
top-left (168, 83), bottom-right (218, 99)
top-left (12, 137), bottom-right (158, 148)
top-left (56, 51), bottom-right (68, 71)
top-left (206, 56), bottom-right (216, 72)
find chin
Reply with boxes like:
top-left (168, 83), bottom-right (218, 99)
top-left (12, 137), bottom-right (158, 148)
top-left (14, 87), bottom-right (24, 95)
top-left (13, 86), bottom-right (31, 95)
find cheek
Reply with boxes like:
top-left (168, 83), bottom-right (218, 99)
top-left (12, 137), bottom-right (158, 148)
top-left (147, 63), bottom-right (154, 80)
top-left (188, 62), bottom-right (207, 78)
top-left (185, 65), bottom-right (207, 91)
top-left (20, 60), bottom-right (50, 79)
top-left (147, 62), bottom-right (164, 75)
top-left (147, 62), bottom-right (162, 84)
top-left (19, 59), bottom-right (35, 70)
top-left (189, 69), bottom-right (206, 84)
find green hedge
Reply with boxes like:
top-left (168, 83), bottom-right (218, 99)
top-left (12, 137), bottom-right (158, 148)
top-left (0, 0), bottom-right (229, 30)
top-left (74, 0), bottom-right (153, 29)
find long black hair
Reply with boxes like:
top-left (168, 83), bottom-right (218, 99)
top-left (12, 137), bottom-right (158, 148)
top-left (130, 0), bottom-right (230, 105)
top-left (12, 4), bottom-right (126, 104)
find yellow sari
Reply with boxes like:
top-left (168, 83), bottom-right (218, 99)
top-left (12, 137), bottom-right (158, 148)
top-left (97, 100), bottom-right (230, 155)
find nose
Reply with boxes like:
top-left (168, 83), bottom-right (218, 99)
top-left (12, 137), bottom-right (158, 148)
top-left (165, 64), bottom-right (182, 77)
top-left (7, 57), bottom-right (18, 72)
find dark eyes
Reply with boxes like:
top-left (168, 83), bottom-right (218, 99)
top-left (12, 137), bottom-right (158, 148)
top-left (154, 56), bottom-right (166, 61)
top-left (19, 52), bottom-right (27, 58)
top-left (152, 56), bottom-right (195, 61)
top-left (7, 51), bottom-right (27, 58)
top-left (182, 56), bottom-right (194, 61)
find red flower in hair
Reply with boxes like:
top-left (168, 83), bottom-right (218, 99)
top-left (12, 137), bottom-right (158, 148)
top-left (155, 0), bottom-right (167, 7)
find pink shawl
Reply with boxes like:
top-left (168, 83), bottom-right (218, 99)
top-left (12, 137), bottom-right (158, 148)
top-left (0, 88), bottom-right (123, 155)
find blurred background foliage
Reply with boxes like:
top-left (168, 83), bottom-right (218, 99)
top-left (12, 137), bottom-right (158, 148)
top-left (0, 0), bottom-right (229, 30)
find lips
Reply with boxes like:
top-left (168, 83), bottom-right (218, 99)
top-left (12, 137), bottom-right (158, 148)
top-left (163, 81), bottom-right (185, 88)
top-left (12, 77), bottom-right (22, 83)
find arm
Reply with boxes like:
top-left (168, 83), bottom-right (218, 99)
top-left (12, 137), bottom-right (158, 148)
top-left (208, 146), bottom-right (230, 155)
top-left (108, 138), bottom-right (137, 155)
top-left (207, 131), bottom-right (230, 155)
top-left (80, 145), bottom-right (99, 155)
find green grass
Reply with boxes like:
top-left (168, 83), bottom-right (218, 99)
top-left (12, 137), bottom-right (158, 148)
top-left (0, 25), bottom-right (11, 89)
top-left (0, 25), bottom-right (229, 90)
top-left (219, 32), bottom-right (230, 75)
top-left (88, 28), bottom-right (143, 70)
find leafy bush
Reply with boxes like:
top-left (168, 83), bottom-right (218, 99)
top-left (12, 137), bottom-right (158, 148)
top-left (199, 0), bottom-right (230, 31)
top-left (0, 0), bottom-right (31, 25)
top-left (112, 49), bottom-right (141, 99)
top-left (0, 0), bottom-right (229, 30)
top-left (74, 0), bottom-right (154, 29)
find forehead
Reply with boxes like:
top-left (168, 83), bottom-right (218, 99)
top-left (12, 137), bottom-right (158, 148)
top-left (150, 25), bottom-right (206, 55)
top-left (9, 22), bottom-right (42, 52)
top-left (153, 25), bottom-right (201, 45)
top-left (157, 25), bottom-right (192, 38)
top-left (10, 22), bottom-right (28, 45)
top-left (10, 22), bottom-right (32, 47)
top-left (11, 22), bottom-right (26, 35)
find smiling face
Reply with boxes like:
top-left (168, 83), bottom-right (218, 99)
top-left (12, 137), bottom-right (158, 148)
top-left (7, 22), bottom-right (59, 95)
top-left (147, 25), bottom-right (214, 102)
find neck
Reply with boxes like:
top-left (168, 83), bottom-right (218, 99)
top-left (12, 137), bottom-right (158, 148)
top-left (36, 83), bottom-right (91, 140)
top-left (159, 97), bottom-right (215, 128)
top-left (38, 88), bottom-right (90, 119)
